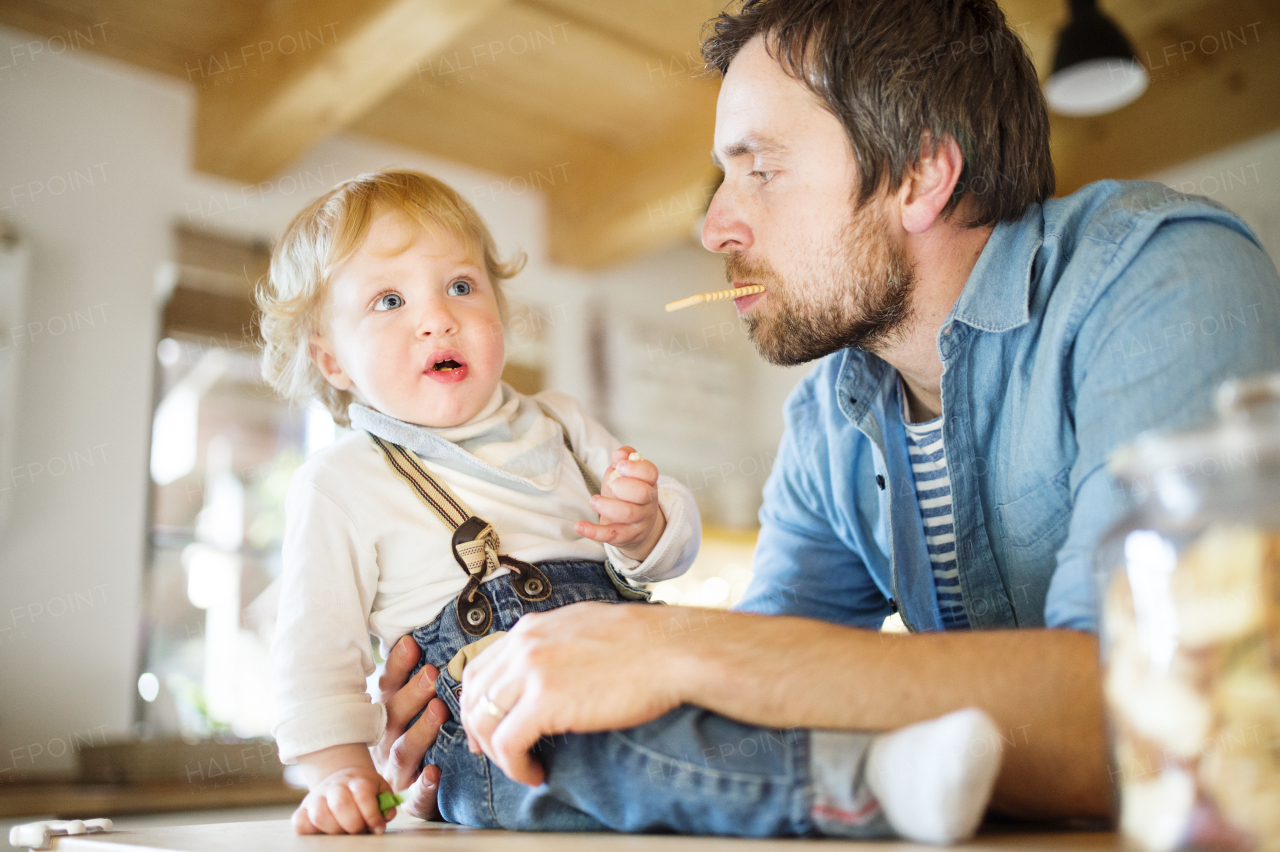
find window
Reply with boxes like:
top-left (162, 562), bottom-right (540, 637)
top-left (139, 228), bottom-right (326, 739)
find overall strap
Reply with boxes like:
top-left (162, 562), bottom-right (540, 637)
top-left (369, 434), bottom-right (497, 575)
top-left (367, 434), bottom-right (552, 635)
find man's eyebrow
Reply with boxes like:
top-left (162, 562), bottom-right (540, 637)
top-left (711, 136), bottom-right (788, 170)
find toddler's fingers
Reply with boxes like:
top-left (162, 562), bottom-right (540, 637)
top-left (605, 476), bottom-right (657, 506)
top-left (575, 519), bottom-right (637, 545)
top-left (350, 776), bottom-right (387, 834)
top-left (592, 494), bottom-right (650, 525)
top-left (325, 785), bottom-right (368, 834)
top-left (292, 805), bottom-right (320, 835)
top-left (615, 458), bottom-right (658, 485)
top-left (306, 796), bottom-right (342, 835)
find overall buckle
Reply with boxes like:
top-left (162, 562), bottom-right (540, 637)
top-left (500, 556), bottom-right (552, 602)
top-left (455, 575), bottom-right (493, 636)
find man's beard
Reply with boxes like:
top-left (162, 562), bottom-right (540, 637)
top-left (728, 201), bottom-right (916, 366)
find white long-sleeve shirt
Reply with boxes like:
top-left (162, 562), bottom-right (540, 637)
top-left (271, 390), bottom-right (700, 763)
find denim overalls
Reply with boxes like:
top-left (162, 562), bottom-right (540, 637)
top-left (371, 433), bottom-right (883, 837)
top-left (409, 558), bottom-right (832, 835)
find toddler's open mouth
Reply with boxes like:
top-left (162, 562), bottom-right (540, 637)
top-left (425, 351), bottom-right (469, 384)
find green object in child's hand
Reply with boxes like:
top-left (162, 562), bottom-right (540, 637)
top-left (378, 790), bottom-right (406, 816)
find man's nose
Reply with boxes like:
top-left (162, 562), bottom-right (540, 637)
top-left (701, 182), bottom-right (752, 254)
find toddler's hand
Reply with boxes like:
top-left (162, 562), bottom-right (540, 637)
top-left (292, 766), bottom-right (393, 835)
top-left (575, 446), bottom-right (666, 562)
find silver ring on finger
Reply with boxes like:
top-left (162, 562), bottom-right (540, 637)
top-left (481, 693), bottom-right (506, 720)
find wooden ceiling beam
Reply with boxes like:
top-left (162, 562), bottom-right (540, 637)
top-left (193, 0), bottom-right (509, 184)
top-left (0, 1), bottom-right (266, 80)
top-left (546, 98), bottom-right (720, 269)
top-left (353, 83), bottom-right (612, 181)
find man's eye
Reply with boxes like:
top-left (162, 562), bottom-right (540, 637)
top-left (751, 170), bottom-right (776, 183)
top-left (447, 280), bottom-right (473, 296)
top-left (373, 293), bottom-right (404, 311)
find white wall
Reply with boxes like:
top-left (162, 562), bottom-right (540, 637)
top-left (1145, 128), bottom-right (1280, 262)
top-left (0, 25), bottom-right (186, 779)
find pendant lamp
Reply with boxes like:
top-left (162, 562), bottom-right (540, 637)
top-left (1044, 0), bottom-right (1148, 116)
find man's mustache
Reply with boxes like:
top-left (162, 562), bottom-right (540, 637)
top-left (724, 252), bottom-right (782, 289)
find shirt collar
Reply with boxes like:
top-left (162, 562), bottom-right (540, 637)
top-left (944, 204), bottom-right (1043, 334)
top-left (836, 348), bottom-right (897, 427)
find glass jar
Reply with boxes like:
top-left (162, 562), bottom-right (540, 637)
top-left (1100, 374), bottom-right (1280, 852)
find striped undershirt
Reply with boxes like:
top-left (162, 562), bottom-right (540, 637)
top-left (901, 388), bottom-right (970, 630)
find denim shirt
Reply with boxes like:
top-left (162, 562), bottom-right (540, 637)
top-left (738, 180), bottom-right (1280, 633)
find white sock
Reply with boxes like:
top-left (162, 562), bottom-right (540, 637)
top-left (865, 708), bottom-right (1003, 845)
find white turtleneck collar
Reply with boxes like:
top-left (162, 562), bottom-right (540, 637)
top-left (348, 383), bottom-right (566, 492)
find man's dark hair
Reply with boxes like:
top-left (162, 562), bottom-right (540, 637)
top-left (702, 0), bottom-right (1055, 227)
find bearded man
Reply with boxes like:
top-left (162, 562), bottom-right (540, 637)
top-left (370, 0), bottom-right (1280, 829)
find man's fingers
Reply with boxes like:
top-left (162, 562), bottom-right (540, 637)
top-left (489, 701), bottom-right (549, 787)
top-left (384, 663), bottom-right (438, 739)
top-left (387, 697), bottom-right (448, 790)
top-left (377, 636), bottom-right (421, 702)
top-left (460, 666), bottom-right (525, 760)
top-left (401, 764), bottom-right (442, 820)
top-left (409, 697), bottom-right (449, 749)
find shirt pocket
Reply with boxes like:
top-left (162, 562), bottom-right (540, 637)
top-left (996, 469), bottom-right (1073, 548)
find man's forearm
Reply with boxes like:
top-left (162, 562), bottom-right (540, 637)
top-left (665, 610), bottom-right (1112, 821)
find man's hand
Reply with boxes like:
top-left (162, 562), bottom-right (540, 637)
top-left (458, 602), bottom-right (688, 785)
top-left (455, 602), bottom-right (1110, 820)
top-left (574, 446), bottom-right (666, 562)
top-left (370, 635), bottom-right (450, 819)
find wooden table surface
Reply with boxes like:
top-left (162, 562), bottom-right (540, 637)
top-left (44, 818), bottom-right (1124, 851)
top-left (0, 780), bottom-right (304, 820)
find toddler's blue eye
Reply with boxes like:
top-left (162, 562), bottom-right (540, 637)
top-left (373, 293), bottom-right (404, 311)
top-left (447, 280), bottom-right (473, 296)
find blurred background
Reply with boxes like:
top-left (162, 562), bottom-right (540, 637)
top-left (0, 0), bottom-right (1277, 828)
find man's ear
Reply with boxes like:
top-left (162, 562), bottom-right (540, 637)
top-left (310, 335), bottom-right (353, 391)
top-left (896, 133), bottom-right (965, 235)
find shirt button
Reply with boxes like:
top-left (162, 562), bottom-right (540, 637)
top-left (876, 475), bottom-right (886, 490)
top-left (849, 396), bottom-right (858, 406)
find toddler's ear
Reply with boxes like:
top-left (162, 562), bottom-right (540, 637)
top-left (309, 336), bottom-right (353, 390)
